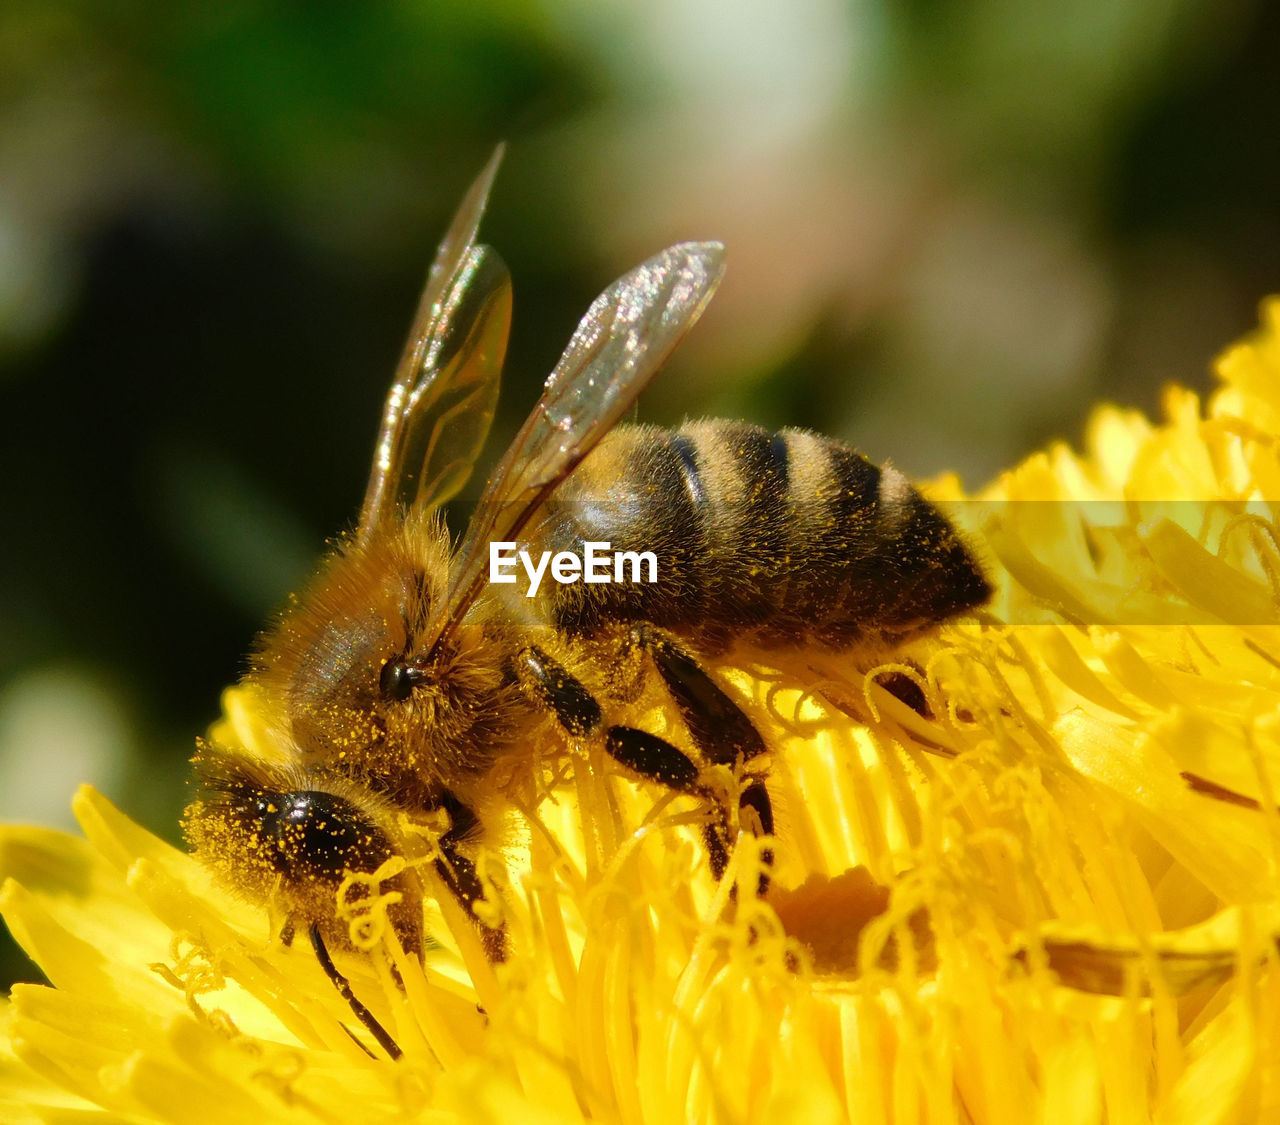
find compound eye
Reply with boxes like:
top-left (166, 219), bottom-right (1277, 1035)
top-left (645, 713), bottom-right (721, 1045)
top-left (258, 790), bottom-right (391, 876)
top-left (379, 658), bottom-right (421, 702)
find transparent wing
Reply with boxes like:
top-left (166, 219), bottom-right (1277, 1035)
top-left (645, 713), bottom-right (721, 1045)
top-left (423, 240), bottom-right (726, 653)
top-left (357, 146), bottom-right (512, 541)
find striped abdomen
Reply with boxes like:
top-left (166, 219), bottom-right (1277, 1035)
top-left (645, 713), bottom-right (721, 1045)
top-left (530, 421), bottom-right (989, 647)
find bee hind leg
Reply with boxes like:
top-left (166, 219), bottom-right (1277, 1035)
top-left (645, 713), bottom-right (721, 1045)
top-left (635, 627), bottom-right (766, 763)
top-left (634, 626), bottom-right (775, 895)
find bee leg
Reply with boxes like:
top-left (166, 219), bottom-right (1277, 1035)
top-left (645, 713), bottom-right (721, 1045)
top-left (309, 924), bottom-right (402, 1060)
top-left (604, 725), bottom-right (702, 791)
top-left (519, 643), bottom-right (769, 892)
top-left (520, 646), bottom-right (729, 878)
top-left (519, 647), bottom-right (714, 876)
top-left (636, 627), bottom-right (766, 762)
top-left (602, 724), bottom-right (751, 883)
top-left (738, 777), bottom-right (776, 890)
top-left (516, 645), bottom-right (602, 737)
top-left (434, 790), bottom-right (508, 963)
top-left (635, 626), bottom-right (775, 895)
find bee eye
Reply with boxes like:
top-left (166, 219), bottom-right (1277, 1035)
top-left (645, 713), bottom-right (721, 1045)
top-left (257, 790), bottom-right (391, 876)
top-left (379, 658), bottom-right (422, 702)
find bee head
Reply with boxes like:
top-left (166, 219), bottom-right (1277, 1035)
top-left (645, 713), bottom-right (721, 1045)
top-left (183, 752), bottom-right (421, 953)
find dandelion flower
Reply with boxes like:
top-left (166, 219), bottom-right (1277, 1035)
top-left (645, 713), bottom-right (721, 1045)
top-left (6, 303), bottom-right (1280, 1123)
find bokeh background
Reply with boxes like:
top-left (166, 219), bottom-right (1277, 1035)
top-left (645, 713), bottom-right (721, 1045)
top-left (2, 0), bottom-right (1278, 986)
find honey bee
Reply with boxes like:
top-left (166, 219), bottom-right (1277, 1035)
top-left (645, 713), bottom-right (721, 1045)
top-left (184, 148), bottom-right (990, 1057)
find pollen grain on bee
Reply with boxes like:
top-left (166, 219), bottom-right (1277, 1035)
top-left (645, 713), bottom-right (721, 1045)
top-left (488, 541), bottom-right (658, 597)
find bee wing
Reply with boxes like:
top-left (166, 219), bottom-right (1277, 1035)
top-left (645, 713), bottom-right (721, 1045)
top-left (425, 240), bottom-right (726, 651)
top-left (357, 146), bottom-right (513, 541)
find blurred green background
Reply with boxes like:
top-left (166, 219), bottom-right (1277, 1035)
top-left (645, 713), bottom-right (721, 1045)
top-left (2, 0), bottom-right (1278, 986)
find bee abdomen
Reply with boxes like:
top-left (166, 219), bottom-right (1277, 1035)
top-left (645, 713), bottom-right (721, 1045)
top-left (537, 421), bottom-right (989, 646)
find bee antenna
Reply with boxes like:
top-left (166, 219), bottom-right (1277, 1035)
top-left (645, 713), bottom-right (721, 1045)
top-left (309, 924), bottom-right (403, 1061)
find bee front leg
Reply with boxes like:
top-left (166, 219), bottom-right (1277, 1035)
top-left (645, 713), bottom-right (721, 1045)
top-left (433, 790), bottom-right (508, 962)
top-left (633, 626), bottom-right (775, 894)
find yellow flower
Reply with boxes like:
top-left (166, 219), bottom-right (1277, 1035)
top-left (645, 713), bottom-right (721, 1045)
top-left (6, 301), bottom-right (1280, 1123)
